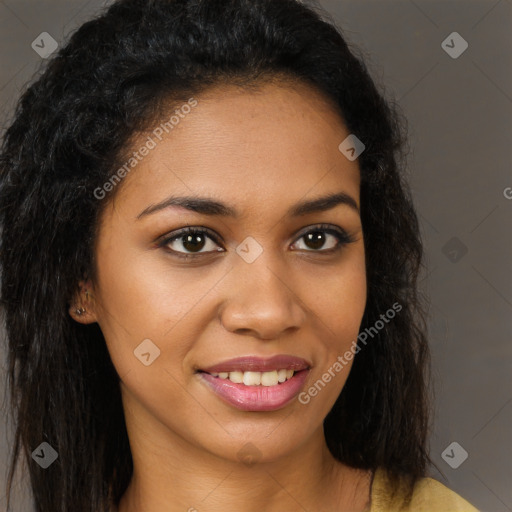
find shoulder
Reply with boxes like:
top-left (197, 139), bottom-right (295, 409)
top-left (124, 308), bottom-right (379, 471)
top-left (369, 467), bottom-right (480, 512)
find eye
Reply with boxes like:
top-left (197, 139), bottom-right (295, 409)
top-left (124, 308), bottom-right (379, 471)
top-left (158, 227), bottom-right (224, 259)
top-left (291, 224), bottom-right (356, 253)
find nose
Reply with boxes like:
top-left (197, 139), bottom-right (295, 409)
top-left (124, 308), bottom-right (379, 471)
top-left (219, 256), bottom-right (306, 340)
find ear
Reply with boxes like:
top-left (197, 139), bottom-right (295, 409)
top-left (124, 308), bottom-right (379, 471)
top-left (68, 279), bottom-right (98, 324)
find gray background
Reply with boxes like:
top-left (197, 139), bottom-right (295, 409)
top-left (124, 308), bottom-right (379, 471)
top-left (0, 0), bottom-right (510, 510)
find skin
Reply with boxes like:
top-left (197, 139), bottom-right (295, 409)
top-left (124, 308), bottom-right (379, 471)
top-left (70, 80), bottom-right (371, 512)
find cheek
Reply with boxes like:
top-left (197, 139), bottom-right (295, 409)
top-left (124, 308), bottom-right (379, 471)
top-left (301, 249), bottom-right (366, 394)
top-left (296, 260), bottom-right (366, 415)
top-left (333, 269), bottom-right (367, 345)
top-left (308, 251), bottom-right (367, 345)
top-left (92, 243), bottom-right (225, 377)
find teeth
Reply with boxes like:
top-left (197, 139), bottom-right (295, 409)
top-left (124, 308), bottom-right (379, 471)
top-left (228, 371), bottom-right (243, 383)
top-left (209, 369), bottom-right (297, 386)
top-left (243, 371), bottom-right (261, 386)
top-left (277, 369), bottom-right (287, 383)
top-left (260, 370), bottom-right (278, 386)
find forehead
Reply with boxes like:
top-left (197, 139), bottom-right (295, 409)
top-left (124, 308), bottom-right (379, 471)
top-left (107, 81), bottom-right (361, 218)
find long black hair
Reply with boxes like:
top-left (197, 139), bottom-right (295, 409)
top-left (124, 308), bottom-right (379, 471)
top-left (0, 0), bottom-right (432, 510)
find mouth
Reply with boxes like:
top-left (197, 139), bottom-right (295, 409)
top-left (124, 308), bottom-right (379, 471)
top-left (196, 355), bottom-right (311, 412)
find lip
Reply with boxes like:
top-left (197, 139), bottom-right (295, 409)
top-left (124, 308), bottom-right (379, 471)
top-left (198, 369), bottom-right (311, 411)
top-left (198, 354), bottom-right (311, 373)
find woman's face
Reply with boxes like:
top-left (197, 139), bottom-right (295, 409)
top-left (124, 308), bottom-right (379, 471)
top-left (81, 81), bottom-right (366, 464)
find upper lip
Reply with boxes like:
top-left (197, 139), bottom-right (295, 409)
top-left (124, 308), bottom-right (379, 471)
top-left (199, 355), bottom-right (311, 373)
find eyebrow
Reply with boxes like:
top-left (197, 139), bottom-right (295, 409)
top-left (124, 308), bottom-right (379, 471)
top-left (136, 191), bottom-right (359, 220)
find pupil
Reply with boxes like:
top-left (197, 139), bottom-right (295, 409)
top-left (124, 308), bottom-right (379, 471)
top-left (306, 232), bottom-right (325, 250)
top-left (183, 234), bottom-right (205, 252)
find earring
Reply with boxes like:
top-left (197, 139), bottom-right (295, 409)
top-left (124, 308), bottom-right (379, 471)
top-left (75, 288), bottom-right (91, 316)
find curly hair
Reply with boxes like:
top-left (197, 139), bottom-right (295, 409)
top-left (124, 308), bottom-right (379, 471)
top-left (0, 0), bottom-right (432, 510)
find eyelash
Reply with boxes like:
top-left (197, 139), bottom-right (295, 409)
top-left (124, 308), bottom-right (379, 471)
top-left (157, 224), bottom-right (356, 260)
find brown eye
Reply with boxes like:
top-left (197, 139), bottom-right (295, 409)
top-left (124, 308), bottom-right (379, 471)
top-left (173, 232), bottom-right (209, 253)
top-left (159, 227), bottom-right (224, 258)
top-left (301, 231), bottom-right (335, 251)
top-left (291, 224), bottom-right (355, 253)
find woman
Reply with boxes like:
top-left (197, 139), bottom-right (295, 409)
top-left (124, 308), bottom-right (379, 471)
top-left (0, 0), bottom-right (480, 511)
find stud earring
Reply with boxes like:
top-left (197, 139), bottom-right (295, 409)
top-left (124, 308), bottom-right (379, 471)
top-left (75, 287), bottom-right (91, 316)
top-left (75, 306), bottom-right (86, 316)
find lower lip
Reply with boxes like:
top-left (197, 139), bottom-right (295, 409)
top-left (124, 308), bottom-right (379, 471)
top-left (198, 370), bottom-right (310, 412)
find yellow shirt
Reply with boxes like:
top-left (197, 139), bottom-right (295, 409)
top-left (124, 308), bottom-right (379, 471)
top-left (369, 467), bottom-right (480, 511)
